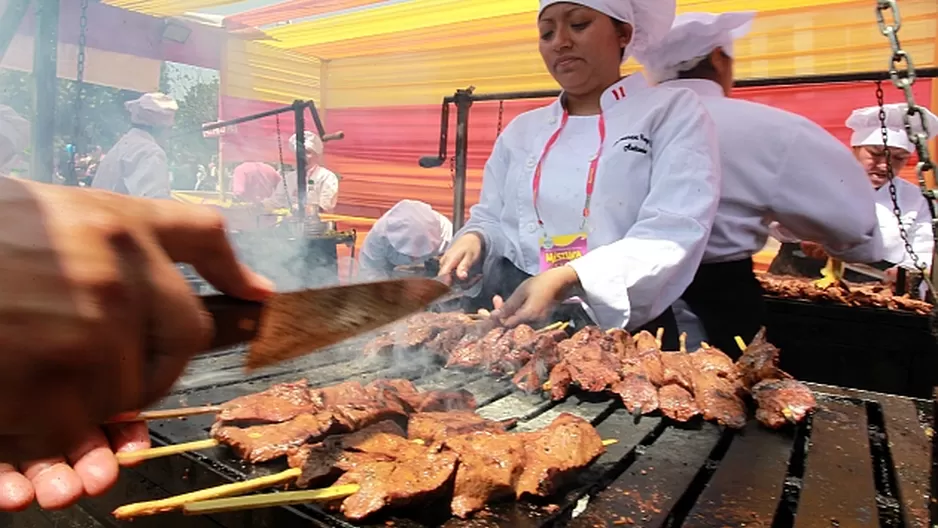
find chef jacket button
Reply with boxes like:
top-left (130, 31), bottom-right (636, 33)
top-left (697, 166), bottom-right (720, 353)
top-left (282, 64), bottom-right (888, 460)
top-left (527, 223), bottom-right (537, 233)
top-left (526, 158), bottom-right (536, 168)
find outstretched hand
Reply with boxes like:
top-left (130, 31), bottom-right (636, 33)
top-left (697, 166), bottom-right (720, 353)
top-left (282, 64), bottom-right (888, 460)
top-left (492, 266), bottom-right (581, 327)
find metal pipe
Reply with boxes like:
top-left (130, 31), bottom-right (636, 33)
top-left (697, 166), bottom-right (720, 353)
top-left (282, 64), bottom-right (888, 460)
top-left (452, 88), bottom-right (473, 231)
top-left (202, 103), bottom-right (297, 132)
top-left (30, 0), bottom-right (57, 184)
top-left (294, 100), bottom-right (307, 223)
top-left (0, 0), bottom-right (30, 62)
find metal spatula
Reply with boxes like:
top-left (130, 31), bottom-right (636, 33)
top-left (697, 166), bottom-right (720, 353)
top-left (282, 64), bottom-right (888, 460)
top-left (202, 278), bottom-right (449, 370)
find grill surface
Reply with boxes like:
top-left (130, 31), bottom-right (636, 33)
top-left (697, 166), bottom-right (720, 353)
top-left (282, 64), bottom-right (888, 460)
top-left (4, 339), bottom-right (934, 528)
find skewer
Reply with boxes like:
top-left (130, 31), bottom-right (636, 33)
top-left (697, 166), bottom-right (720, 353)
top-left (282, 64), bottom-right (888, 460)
top-left (116, 438), bottom-right (220, 464)
top-left (655, 328), bottom-right (664, 348)
top-left (734, 335), bottom-right (747, 352)
top-left (679, 333), bottom-right (687, 353)
top-left (183, 484), bottom-right (361, 516)
top-left (112, 467), bottom-right (302, 519)
top-left (700, 342), bottom-right (711, 350)
top-left (602, 439), bottom-right (618, 446)
top-left (537, 321), bottom-right (564, 332)
top-left (106, 406), bottom-right (223, 424)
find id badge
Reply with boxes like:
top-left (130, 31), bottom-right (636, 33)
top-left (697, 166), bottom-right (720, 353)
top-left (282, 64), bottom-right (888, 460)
top-left (539, 232), bottom-right (588, 273)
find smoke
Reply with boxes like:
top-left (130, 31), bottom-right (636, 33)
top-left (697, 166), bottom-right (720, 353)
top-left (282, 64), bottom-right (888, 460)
top-left (228, 225), bottom-right (342, 292)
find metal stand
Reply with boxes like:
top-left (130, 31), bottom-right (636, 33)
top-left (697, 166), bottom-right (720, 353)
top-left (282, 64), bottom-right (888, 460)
top-left (30, 0), bottom-right (58, 183)
top-left (420, 67), bottom-right (938, 230)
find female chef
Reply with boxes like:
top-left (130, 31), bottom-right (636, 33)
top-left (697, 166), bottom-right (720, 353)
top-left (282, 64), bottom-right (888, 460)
top-left (769, 103), bottom-right (938, 286)
top-left (439, 0), bottom-right (722, 345)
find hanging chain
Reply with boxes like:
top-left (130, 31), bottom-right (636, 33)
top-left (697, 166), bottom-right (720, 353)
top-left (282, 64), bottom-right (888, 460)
top-left (67, 0), bottom-right (89, 185)
top-left (275, 113), bottom-right (292, 212)
top-left (875, 0), bottom-right (937, 301)
top-left (496, 100), bottom-right (505, 137)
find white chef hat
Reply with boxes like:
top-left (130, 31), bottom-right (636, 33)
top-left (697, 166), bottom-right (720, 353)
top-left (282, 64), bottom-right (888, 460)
top-left (846, 103), bottom-right (938, 153)
top-left (538, 0), bottom-right (676, 61)
top-left (0, 105), bottom-right (29, 167)
top-left (634, 11), bottom-right (756, 84)
top-left (289, 132), bottom-right (324, 157)
top-left (125, 93), bottom-right (178, 128)
top-left (384, 200), bottom-right (444, 259)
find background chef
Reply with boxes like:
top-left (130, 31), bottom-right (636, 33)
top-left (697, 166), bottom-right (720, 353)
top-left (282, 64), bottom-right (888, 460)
top-left (635, 11), bottom-right (884, 355)
top-left (439, 0), bottom-right (722, 349)
top-left (265, 132), bottom-right (339, 219)
top-left (358, 200), bottom-right (453, 281)
top-left (92, 93), bottom-right (178, 199)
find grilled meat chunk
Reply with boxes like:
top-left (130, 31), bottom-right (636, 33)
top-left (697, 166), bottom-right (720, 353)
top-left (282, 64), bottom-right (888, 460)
top-left (752, 378), bottom-right (817, 429)
top-left (548, 340), bottom-right (621, 400)
top-left (447, 327), bottom-right (506, 369)
top-left (218, 379), bottom-right (316, 424)
top-left (407, 411), bottom-right (516, 444)
top-left (660, 351), bottom-right (695, 391)
top-left (444, 431), bottom-right (526, 518)
top-left (736, 328), bottom-right (788, 389)
top-left (692, 371), bottom-right (747, 429)
top-left (658, 384), bottom-right (700, 422)
top-left (211, 411), bottom-right (342, 463)
top-left (688, 347), bottom-right (736, 378)
top-left (515, 413), bottom-right (605, 498)
top-left (286, 420), bottom-right (405, 469)
top-left (610, 374), bottom-right (659, 415)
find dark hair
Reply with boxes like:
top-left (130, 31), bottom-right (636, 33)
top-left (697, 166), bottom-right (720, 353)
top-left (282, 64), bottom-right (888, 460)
top-left (677, 54), bottom-right (720, 83)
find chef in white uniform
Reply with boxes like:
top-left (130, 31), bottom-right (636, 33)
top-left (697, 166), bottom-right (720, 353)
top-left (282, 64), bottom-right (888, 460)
top-left (0, 105), bottom-right (29, 176)
top-left (266, 132), bottom-right (339, 217)
top-left (358, 200), bottom-right (453, 280)
top-left (438, 0), bottom-right (721, 348)
top-left (93, 93), bottom-right (177, 199)
top-left (845, 103), bottom-right (937, 277)
top-left (634, 12), bottom-right (884, 355)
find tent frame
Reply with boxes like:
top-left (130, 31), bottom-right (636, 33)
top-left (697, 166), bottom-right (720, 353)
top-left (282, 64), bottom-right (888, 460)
top-left (422, 67), bottom-right (938, 231)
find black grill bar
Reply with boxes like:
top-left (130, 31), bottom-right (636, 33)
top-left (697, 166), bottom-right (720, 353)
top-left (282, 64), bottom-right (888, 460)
top-left (64, 340), bottom-right (933, 528)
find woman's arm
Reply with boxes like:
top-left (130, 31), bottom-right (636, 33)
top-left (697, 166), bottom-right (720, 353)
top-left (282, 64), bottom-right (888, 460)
top-left (568, 89), bottom-right (722, 329)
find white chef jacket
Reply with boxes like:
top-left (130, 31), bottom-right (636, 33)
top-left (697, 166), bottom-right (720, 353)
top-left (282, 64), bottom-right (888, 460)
top-left (458, 73), bottom-right (721, 330)
top-left (92, 128), bottom-right (171, 199)
top-left (267, 165), bottom-right (339, 212)
top-left (662, 79), bottom-right (884, 265)
top-left (358, 207), bottom-right (453, 281)
top-left (873, 178), bottom-right (934, 270)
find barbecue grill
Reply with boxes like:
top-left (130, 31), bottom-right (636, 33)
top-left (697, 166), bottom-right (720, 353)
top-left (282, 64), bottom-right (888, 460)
top-left (8, 337), bottom-right (932, 528)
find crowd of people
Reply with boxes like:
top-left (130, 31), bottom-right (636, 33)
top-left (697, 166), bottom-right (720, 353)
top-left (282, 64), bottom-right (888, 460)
top-left (0, 0), bottom-right (937, 515)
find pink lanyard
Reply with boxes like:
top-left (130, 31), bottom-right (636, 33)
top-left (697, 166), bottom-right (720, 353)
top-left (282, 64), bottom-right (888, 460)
top-left (531, 110), bottom-right (607, 235)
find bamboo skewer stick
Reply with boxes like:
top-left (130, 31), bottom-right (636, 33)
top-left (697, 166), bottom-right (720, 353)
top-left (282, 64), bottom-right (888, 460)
top-left (679, 333), bottom-right (687, 353)
top-left (183, 484), bottom-right (361, 516)
top-left (537, 321), bottom-right (564, 332)
top-left (106, 406), bottom-right (223, 424)
top-left (734, 336), bottom-right (747, 352)
top-left (654, 328), bottom-right (664, 348)
top-left (602, 439), bottom-right (617, 446)
top-left (112, 467), bottom-right (302, 519)
top-left (116, 438), bottom-right (220, 464)
top-left (700, 342), bottom-right (711, 350)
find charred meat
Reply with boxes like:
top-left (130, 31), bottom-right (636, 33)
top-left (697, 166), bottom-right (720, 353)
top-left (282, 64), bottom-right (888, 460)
top-left (752, 378), bottom-right (817, 429)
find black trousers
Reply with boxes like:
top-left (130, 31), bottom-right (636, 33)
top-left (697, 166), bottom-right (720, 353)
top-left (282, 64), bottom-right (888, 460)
top-left (468, 257), bottom-right (680, 350)
top-left (680, 258), bottom-right (765, 359)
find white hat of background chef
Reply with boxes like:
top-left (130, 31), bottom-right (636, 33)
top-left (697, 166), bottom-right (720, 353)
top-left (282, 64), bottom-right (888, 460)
top-left (634, 11), bottom-right (756, 84)
top-left (846, 103), bottom-right (938, 153)
top-left (384, 200), bottom-right (444, 258)
top-left (0, 105), bottom-right (29, 166)
top-left (289, 132), bottom-right (324, 157)
top-left (125, 93), bottom-right (178, 128)
top-left (538, 0), bottom-right (677, 61)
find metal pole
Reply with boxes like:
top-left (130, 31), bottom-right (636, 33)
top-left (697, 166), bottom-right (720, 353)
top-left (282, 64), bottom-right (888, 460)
top-left (0, 0), bottom-right (30, 62)
top-left (452, 88), bottom-right (473, 231)
top-left (30, 0), bottom-right (57, 184)
top-left (293, 100), bottom-right (307, 223)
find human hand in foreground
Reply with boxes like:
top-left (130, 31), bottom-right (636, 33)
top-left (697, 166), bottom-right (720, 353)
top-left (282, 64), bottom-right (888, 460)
top-left (492, 266), bottom-right (581, 327)
top-left (438, 233), bottom-right (484, 281)
top-left (883, 267), bottom-right (899, 285)
top-left (799, 241), bottom-right (828, 261)
top-left (0, 178), bottom-right (273, 463)
top-left (0, 422), bottom-right (149, 511)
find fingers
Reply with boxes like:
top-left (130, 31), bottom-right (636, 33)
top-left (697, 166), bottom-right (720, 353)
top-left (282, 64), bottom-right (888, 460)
top-left (455, 254), bottom-right (474, 280)
top-left (105, 422), bottom-right (150, 467)
top-left (0, 463), bottom-right (33, 512)
top-left (142, 201), bottom-right (274, 301)
top-left (66, 429), bottom-right (118, 498)
top-left (19, 458), bottom-right (84, 510)
top-left (492, 295), bottom-right (504, 310)
top-left (437, 252), bottom-right (459, 279)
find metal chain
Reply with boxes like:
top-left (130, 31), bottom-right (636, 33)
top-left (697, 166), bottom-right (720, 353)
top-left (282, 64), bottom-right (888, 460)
top-left (275, 113), bottom-right (292, 212)
top-left (67, 0), bottom-right (89, 185)
top-left (875, 0), bottom-right (937, 301)
top-left (496, 100), bottom-right (504, 137)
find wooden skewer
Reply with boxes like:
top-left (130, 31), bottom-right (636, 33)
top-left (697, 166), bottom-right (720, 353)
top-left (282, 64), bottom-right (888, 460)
top-left (538, 321), bottom-right (564, 332)
top-left (655, 327), bottom-right (664, 348)
top-left (183, 484), bottom-right (361, 516)
top-left (700, 342), bottom-right (711, 350)
top-left (602, 439), bottom-right (618, 446)
top-left (112, 467), bottom-right (302, 519)
top-left (734, 335), bottom-right (747, 352)
top-left (106, 406), bottom-right (223, 424)
top-left (679, 332), bottom-right (687, 353)
top-left (116, 438), bottom-right (220, 464)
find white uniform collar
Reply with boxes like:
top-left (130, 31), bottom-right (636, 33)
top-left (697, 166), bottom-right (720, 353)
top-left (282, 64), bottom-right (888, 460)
top-left (549, 73), bottom-right (651, 119)
top-left (659, 78), bottom-right (724, 98)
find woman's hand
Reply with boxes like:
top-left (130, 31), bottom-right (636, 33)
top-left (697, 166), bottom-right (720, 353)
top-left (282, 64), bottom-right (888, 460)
top-left (0, 422), bottom-right (149, 512)
top-left (493, 266), bottom-right (581, 327)
top-left (438, 233), bottom-right (485, 281)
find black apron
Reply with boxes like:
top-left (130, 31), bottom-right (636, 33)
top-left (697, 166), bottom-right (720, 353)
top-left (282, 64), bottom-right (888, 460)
top-left (680, 258), bottom-right (764, 360)
top-left (469, 257), bottom-right (680, 350)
